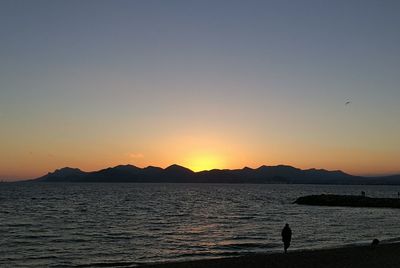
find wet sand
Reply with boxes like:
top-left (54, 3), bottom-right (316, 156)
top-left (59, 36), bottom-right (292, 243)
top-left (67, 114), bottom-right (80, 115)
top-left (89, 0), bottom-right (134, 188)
top-left (140, 243), bottom-right (400, 268)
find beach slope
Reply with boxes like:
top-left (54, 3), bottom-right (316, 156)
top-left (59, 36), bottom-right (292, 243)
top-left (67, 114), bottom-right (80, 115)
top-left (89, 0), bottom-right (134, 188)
top-left (140, 243), bottom-right (400, 268)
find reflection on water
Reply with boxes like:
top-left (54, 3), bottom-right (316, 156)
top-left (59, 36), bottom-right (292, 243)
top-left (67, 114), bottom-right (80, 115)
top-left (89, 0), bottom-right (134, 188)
top-left (1, 183), bottom-right (400, 267)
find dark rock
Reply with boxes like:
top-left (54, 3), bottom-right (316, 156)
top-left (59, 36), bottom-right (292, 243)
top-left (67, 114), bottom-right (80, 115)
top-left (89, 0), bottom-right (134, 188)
top-left (294, 194), bottom-right (400, 209)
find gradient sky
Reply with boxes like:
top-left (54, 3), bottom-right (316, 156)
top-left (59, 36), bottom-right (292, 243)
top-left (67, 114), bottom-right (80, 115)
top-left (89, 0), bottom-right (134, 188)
top-left (1, 0), bottom-right (400, 180)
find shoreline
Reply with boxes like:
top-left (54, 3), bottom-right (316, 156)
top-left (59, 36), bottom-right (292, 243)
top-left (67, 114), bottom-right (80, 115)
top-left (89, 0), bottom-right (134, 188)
top-left (139, 242), bottom-right (400, 268)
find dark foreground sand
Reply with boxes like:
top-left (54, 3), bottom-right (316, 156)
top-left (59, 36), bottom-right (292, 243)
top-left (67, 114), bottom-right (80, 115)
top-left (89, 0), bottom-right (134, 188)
top-left (139, 243), bottom-right (400, 268)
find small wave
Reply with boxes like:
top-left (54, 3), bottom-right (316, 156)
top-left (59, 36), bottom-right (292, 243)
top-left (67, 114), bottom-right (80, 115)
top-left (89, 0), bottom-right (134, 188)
top-left (173, 251), bottom-right (243, 259)
top-left (22, 234), bottom-right (58, 240)
top-left (7, 223), bottom-right (33, 227)
top-left (212, 242), bottom-right (278, 250)
top-left (237, 216), bottom-right (255, 220)
top-left (49, 238), bottom-right (89, 243)
top-left (231, 236), bottom-right (266, 241)
top-left (31, 197), bottom-right (64, 201)
top-left (75, 261), bottom-right (140, 267)
top-left (102, 235), bottom-right (133, 240)
top-left (27, 255), bottom-right (59, 260)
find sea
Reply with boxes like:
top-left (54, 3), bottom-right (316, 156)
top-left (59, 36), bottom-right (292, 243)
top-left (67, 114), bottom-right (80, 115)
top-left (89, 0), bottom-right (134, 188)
top-left (1, 183), bottom-right (400, 267)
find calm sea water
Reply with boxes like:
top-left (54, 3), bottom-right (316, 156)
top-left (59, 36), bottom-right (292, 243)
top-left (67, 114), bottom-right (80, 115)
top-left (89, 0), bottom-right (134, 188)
top-left (1, 183), bottom-right (400, 267)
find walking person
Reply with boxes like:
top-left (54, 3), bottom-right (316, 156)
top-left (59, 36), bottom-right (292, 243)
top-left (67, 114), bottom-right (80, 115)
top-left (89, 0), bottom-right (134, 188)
top-left (281, 223), bottom-right (292, 253)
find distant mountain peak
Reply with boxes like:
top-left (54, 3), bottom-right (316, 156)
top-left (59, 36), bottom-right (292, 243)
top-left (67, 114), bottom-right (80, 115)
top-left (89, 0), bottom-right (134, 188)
top-left (113, 164), bottom-right (140, 170)
top-left (37, 167), bottom-right (86, 182)
top-left (242, 166), bottom-right (253, 171)
top-left (145, 166), bottom-right (162, 170)
top-left (49, 167), bottom-right (83, 175)
top-left (166, 164), bottom-right (183, 168)
top-left (55, 167), bottom-right (82, 172)
top-left (306, 168), bottom-right (348, 175)
top-left (165, 164), bottom-right (193, 172)
top-left (257, 164), bottom-right (297, 170)
top-left (275, 164), bottom-right (298, 169)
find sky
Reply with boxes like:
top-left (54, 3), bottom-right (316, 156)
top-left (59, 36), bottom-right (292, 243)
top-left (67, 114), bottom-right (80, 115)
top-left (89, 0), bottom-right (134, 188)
top-left (1, 0), bottom-right (399, 180)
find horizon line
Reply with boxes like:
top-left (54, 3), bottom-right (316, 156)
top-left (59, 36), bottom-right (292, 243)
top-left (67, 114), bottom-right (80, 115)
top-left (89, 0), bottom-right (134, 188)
top-left (4, 163), bottom-right (400, 182)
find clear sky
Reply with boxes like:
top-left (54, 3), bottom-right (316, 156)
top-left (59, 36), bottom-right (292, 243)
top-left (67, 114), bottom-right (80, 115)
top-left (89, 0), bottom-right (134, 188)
top-left (1, 0), bottom-right (399, 180)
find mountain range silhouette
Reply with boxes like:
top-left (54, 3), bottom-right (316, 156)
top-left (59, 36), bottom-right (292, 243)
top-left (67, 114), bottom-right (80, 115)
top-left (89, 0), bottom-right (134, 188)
top-left (32, 165), bottom-right (400, 185)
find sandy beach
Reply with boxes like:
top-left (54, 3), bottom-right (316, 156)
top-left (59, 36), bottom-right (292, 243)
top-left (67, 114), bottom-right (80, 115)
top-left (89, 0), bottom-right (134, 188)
top-left (140, 243), bottom-right (400, 268)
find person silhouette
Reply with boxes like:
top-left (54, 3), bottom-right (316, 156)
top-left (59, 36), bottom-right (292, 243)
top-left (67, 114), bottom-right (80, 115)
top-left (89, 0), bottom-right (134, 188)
top-left (281, 223), bottom-right (292, 253)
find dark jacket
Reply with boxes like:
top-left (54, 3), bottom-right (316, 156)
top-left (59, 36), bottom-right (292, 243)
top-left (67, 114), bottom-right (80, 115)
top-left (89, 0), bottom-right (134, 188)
top-left (281, 225), bottom-right (292, 242)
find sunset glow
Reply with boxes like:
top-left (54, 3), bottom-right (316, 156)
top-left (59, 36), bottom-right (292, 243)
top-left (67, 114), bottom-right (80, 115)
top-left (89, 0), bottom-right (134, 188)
top-left (184, 153), bottom-right (226, 172)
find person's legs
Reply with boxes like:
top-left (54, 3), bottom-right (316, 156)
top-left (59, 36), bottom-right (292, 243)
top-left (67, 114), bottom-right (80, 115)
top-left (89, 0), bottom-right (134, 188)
top-left (284, 242), bottom-right (290, 253)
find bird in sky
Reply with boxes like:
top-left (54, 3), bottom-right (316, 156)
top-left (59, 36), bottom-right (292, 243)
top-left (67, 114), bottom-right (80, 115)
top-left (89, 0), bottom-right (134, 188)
top-left (345, 101), bottom-right (351, 106)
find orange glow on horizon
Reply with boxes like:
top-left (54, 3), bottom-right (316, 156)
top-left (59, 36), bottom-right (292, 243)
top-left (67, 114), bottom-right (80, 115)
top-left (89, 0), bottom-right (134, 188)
top-left (183, 153), bottom-right (226, 172)
top-left (2, 131), bottom-right (400, 181)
